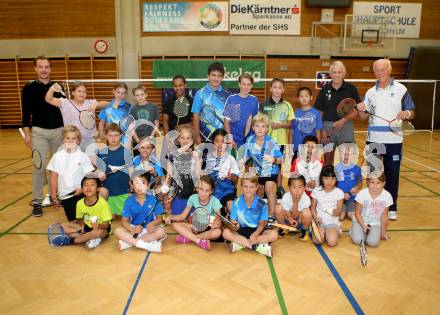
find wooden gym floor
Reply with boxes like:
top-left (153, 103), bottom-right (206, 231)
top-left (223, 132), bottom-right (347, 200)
top-left (0, 129), bottom-right (439, 315)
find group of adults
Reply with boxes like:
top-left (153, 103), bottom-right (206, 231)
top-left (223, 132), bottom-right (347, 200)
top-left (21, 56), bottom-right (415, 221)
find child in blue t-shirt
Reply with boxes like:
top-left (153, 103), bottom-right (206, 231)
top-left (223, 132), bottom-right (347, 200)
top-left (292, 87), bottom-right (322, 155)
top-left (98, 83), bottom-right (132, 145)
top-left (133, 137), bottom-right (164, 191)
top-left (222, 176), bottom-right (278, 257)
top-left (335, 144), bottom-right (362, 220)
top-left (114, 171), bottom-right (166, 252)
top-left (223, 73), bottom-right (259, 149)
top-left (95, 123), bottom-right (133, 218)
top-left (240, 113), bottom-right (282, 216)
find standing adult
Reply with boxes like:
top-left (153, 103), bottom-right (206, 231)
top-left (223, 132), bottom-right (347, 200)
top-left (315, 61), bottom-right (361, 164)
top-left (357, 59), bottom-right (415, 221)
top-left (21, 56), bottom-right (64, 217)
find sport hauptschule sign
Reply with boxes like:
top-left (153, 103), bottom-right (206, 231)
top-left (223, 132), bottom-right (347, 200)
top-left (229, 0), bottom-right (301, 35)
top-left (143, 2), bottom-right (228, 32)
top-left (353, 2), bottom-right (422, 38)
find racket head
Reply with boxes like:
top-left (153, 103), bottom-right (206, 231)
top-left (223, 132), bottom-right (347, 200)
top-left (191, 207), bottom-right (211, 233)
top-left (32, 149), bottom-right (42, 169)
top-left (244, 114), bottom-right (253, 138)
top-left (58, 191), bottom-right (76, 201)
top-left (223, 102), bottom-right (241, 123)
top-left (79, 111), bottom-right (96, 130)
top-left (173, 96), bottom-right (190, 117)
top-left (119, 114), bottom-right (135, 133)
top-left (298, 112), bottom-right (317, 133)
top-left (389, 119), bottom-right (415, 136)
top-left (360, 239), bottom-right (367, 266)
top-left (336, 98), bottom-right (356, 118)
top-left (216, 212), bottom-right (236, 230)
top-left (311, 218), bottom-right (323, 243)
top-left (47, 223), bottom-right (65, 247)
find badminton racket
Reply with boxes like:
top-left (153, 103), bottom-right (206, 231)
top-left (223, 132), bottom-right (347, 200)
top-left (173, 96), bottom-right (191, 126)
top-left (323, 98), bottom-right (357, 144)
top-left (133, 197), bottom-right (160, 239)
top-left (297, 111), bottom-right (317, 134)
top-left (190, 207), bottom-right (211, 233)
top-left (311, 217), bottom-right (323, 244)
top-left (47, 222), bottom-right (68, 247)
top-left (360, 225), bottom-right (371, 267)
top-left (199, 104), bottom-right (223, 141)
top-left (359, 106), bottom-right (415, 136)
top-left (119, 114), bottom-right (136, 135)
top-left (66, 98), bottom-right (96, 130)
top-left (19, 128), bottom-right (42, 169)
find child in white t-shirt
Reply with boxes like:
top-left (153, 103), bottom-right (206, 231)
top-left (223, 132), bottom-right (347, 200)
top-left (311, 165), bottom-right (344, 246)
top-left (47, 125), bottom-right (108, 221)
top-left (350, 174), bottom-right (393, 247)
top-left (275, 175), bottom-right (312, 241)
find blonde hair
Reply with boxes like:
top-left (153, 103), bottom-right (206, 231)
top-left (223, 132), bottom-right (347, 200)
top-left (62, 125), bottom-right (81, 142)
top-left (252, 112), bottom-right (269, 127)
top-left (241, 175), bottom-right (259, 186)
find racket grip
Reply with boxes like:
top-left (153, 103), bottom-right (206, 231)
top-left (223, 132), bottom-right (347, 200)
top-left (19, 128), bottom-right (25, 139)
top-left (133, 233), bottom-right (139, 239)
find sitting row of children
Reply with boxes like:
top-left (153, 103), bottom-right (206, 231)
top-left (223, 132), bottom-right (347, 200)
top-left (50, 118), bottom-right (391, 254)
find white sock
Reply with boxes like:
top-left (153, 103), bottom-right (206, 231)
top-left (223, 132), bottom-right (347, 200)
top-left (136, 239), bottom-right (149, 250)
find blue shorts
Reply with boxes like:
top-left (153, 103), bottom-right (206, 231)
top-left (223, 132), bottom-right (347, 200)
top-left (171, 197), bottom-right (188, 215)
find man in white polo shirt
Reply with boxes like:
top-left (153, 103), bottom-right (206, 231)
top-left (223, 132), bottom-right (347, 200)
top-left (357, 59), bottom-right (415, 221)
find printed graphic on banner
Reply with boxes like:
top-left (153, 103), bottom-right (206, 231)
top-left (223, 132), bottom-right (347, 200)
top-left (143, 2), bottom-right (228, 32)
top-left (353, 2), bottom-right (422, 38)
top-left (229, 0), bottom-right (301, 35)
top-left (315, 71), bottom-right (330, 90)
top-left (153, 60), bottom-right (266, 88)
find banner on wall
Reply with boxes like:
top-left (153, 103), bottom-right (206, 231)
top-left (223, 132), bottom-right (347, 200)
top-left (353, 2), bottom-right (422, 38)
top-left (152, 60), bottom-right (266, 88)
top-left (229, 0), bottom-right (301, 35)
top-left (143, 2), bottom-right (228, 32)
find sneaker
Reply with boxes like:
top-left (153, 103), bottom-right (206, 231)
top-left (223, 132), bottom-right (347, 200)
top-left (255, 243), bottom-right (272, 258)
top-left (32, 204), bottom-right (43, 217)
top-left (86, 238), bottom-right (102, 250)
top-left (299, 229), bottom-right (310, 242)
top-left (136, 239), bottom-right (162, 252)
top-left (50, 234), bottom-right (72, 247)
top-left (230, 242), bottom-right (244, 253)
top-left (276, 187), bottom-right (285, 200)
top-left (41, 194), bottom-right (52, 207)
top-left (197, 239), bottom-right (210, 250)
top-left (118, 240), bottom-right (133, 251)
top-left (388, 211), bottom-right (397, 220)
top-left (176, 234), bottom-right (192, 244)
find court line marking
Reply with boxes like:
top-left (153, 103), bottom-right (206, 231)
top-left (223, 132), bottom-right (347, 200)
top-left (0, 191), bottom-right (32, 212)
top-left (0, 213), bottom-right (32, 238)
top-left (403, 156), bottom-right (440, 173)
top-left (400, 174), bottom-right (440, 196)
top-left (122, 252), bottom-right (152, 315)
top-left (266, 257), bottom-right (288, 315)
top-left (315, 244), bottom-right (364, 315)
top-left (0, 164), bottom-right (33, 180)
top-left (0, 158), bottom-right (28, 170)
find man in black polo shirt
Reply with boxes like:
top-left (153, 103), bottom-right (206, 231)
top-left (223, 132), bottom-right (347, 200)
top-left (314, 61), bottom-right (361, 164)
top-left (21, 56), bottom-right (64, 217)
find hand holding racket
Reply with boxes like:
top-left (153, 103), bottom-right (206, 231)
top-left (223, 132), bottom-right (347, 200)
top-left (356, 104), bottom-right (414, 136)
top-left (216, 212), bottom-right (239, 231)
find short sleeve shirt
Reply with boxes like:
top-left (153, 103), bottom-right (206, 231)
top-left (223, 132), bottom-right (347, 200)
top-left (98, 99), bottom-right (132, 144)
top-left (59, 98), bottom-right (97, 144)
top-left (315, 81), bottom-right (361, 122)
top-left (354, 188), bottom-right (393, 226)
top-left (186, 194), bottom-right (222, 216)
top-left (280, 191), bottom-right (311, 212)
top-left (230, 195), bottom-right (268, 228)
top-left (244, 134), bottom-right (282, 177)
top-left (163, 93), bottom-right (193, 130)
top-left (130, 104), bottom-right (159, 139)
top-left (311, 187), bottom-right (344, 225)
top-left (259, 97), bottom-right (295, 145)
top-left (335, 163), bottom-right (362, 201)
top-left (292, 107), bottom-right (323, 151)
top-left (76, 196), bottom-right (112, 228)
top-left (122, 194), bottom-right (164, 226)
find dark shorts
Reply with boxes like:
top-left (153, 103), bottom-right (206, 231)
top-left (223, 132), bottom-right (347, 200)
top-left (220, 192), bottom-right (236, 208)
top-left (258, 174), bottom-right (278, 185)
top-left (83, 224), bottom-right (111, 239)
top-left (238, 226), bottom-right (258, 239)
top-left (61, 194), bottom-right (84, 222)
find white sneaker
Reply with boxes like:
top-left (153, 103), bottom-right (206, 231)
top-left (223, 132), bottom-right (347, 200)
top-left (230, 242), bottom-right (244, 253)
top-left (41, 194), bottom-right (52, 207)
top-left (86, 238), bottom-right (102, 249)
top-left (136, 239), bottom-right (162, 253)
top-left (388, 211), bottom-right (397, 220)
top-left (255, 243), bottom-right (272, 258)
top-left (118, 240), bottom-right (133, 251)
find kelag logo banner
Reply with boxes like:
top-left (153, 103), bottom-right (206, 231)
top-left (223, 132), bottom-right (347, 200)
top-left (152, 60), bottom-right (266, 88)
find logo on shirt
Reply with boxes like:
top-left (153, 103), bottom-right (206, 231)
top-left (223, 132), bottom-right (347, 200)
top-left (390, 92), bottom-right (395, 98)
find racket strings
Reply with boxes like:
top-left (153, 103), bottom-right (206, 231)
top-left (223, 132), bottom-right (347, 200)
top-left (79, 111), bottom-right (96, 130)
top-left (336, 98), bottom-right (356, 118)
top-left (223, 103), bottom-right (241, 123)
top-left (173, 97), bottom-right (190, 117)
top-left (192, 208), bottom-right (210, 232)
top-left (119, 115), bottom-right (135, 133)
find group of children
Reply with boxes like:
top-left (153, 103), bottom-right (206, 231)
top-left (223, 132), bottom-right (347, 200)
top-left (44, 62), bottom-right (392, 257)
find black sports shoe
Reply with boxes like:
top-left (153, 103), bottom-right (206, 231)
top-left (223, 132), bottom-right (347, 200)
top-left (32, 204), bottom-right (43, 217)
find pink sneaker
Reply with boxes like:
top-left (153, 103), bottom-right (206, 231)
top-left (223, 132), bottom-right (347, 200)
top-left (176, 234), bottom-right (192, 244)
top-left (197, 239), bottom-right (210, 250)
